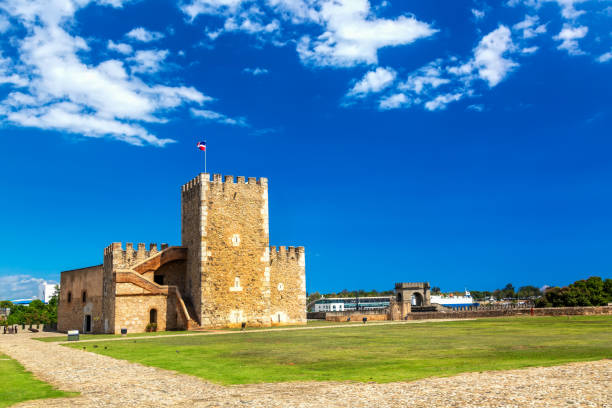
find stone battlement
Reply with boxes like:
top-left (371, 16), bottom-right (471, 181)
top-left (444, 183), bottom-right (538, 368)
top-left (104, 242), bottom-right (170, 266)
top-left (181, 173), bottom-right (268, 193)
top-left (270, 246), bottom-right (305, 262)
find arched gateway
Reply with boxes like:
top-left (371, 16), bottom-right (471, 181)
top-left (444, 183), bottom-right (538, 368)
top-left (391, 282), bottom-right (431, 318)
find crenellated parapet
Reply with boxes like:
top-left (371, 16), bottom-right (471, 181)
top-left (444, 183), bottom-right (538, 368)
top-left (181, 173), bottom-right (268, 192)
top-left (269, 246), bottom-right (305, 266)
top-left (104, 242), bottom-right (170, 269)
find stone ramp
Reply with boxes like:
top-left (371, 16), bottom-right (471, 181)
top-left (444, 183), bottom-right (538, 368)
top-left (1, 333), bottom-right (610, 408)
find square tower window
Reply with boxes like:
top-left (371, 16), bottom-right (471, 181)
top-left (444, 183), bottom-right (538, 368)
top-left (231, 234), bottom-right (240, 246)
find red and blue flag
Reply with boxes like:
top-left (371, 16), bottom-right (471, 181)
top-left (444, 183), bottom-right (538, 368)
top-left (197, 141), bottom-right (206, 151)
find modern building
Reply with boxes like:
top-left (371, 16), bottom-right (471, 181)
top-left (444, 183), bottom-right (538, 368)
top-left (39, 282), bottom-right (59, 304)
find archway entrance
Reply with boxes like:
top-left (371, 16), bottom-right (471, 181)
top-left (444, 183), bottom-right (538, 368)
top-left (412, 292), bottom-right (424, 306)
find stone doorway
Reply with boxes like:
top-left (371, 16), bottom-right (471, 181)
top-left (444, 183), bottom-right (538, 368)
top-left (84, 315), bottom-right (92, 333)
top-left (150, 309), bottom-right (157, 324)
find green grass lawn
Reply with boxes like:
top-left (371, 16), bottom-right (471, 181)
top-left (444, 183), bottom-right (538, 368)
top-left (0, 353), bottom-right (77, 407)
top-left (65, 316), bottom-right (612, 385)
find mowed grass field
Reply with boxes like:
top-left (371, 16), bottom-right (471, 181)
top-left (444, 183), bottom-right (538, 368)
top-left (66, 316), bottom-right (611, 385)
top-left (0, 353), bottom-right (77, 407)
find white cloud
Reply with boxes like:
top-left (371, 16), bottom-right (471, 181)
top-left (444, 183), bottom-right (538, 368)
top-left (521, 45), bottom-right (539, 54)
top-left (126, 27), bottom-right (165, 43)
top-left (598, 51), bottom-right (612, 62)
top-left (182, 0), bottom-right (246, 21)
top-left (191, 108), bottom-right (248, 126)
top-left (507, 0), bottom-right (587, 20)
top-left (0, 14), bottom-right (9, 33)
top-left (399, 61), bottom-right (449, 94)
top-left (348, 67), bottom-right (396, 97)
top-left (107, 40), bottom-right (133, 55)
top-left (512, 15), bottom-right (547, 39)
top-left (128, 49), bottom-right (169, 74)
top-left (554, 24), bottom-right (588, 55)
top-left (472, 25), bottom-right (518, 87)
top-left (0, 275), bottom-right (46, 300)
top-left (182, 0), bottom-right (436, 67)
top-left (243, 67), bottom-right (269, 75)
top-left (424, 93), bottom-right (464, 111)
top-left (297, 0), bottom-right (436, 67)
top-left (467, 104), bottom-right (484, 112)
top-left (348, 25), bottom-right (521, 112)
top-left (0, 0), bottom-right (209, 146)
top-left (378, 93), bottom-right (408, 110)
top-left (472, 9), bottom-right (485, 19)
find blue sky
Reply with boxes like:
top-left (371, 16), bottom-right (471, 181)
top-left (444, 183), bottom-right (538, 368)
top-left (0, 0), bottom-right (611, 300)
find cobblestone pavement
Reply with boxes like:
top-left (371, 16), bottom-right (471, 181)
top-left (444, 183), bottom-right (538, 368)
top-left (1, 332), bottom-right (610, 408)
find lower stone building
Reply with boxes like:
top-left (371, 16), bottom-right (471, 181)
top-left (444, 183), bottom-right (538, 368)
top-left (58, 173), bottom-right (306, 334)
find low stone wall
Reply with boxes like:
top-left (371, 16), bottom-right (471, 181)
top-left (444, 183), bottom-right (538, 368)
top-left (321, 306), bottom-right (612, 322)
top-left (325, 310), bottom-right (388, 322)
top-left (405, 306), bottom-right (612, 320)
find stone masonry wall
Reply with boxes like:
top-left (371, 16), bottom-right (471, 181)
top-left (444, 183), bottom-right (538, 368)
top-left (58, 265), bottom-right (104, 333)
top-left (201, 174), bottom-right (271, 327)
top-left (114, 295), bottom-right (169, 333)
top-left (269, 246), bottom-right (307, 324)
top-left (182, 175), bottom-right (205, 323)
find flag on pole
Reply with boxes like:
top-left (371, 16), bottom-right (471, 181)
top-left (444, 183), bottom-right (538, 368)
top-left (197, 141), bottom-right (206, 151)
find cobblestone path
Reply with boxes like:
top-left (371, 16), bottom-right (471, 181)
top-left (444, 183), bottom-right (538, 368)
top-left (1, 332), bottom-right (610, 408)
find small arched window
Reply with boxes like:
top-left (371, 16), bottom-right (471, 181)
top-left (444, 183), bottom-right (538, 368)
top-left (82, 291), bottom-right (87, 303)
top-left (234, 277), bottom-right (240, 288)
top-left (396, 292), bottom-right (402, 302)
top-left (67, 292), bottom-right (72, 303)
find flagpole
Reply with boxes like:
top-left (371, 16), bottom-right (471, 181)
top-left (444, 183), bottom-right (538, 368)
top-left (204, 141), bottom-right (207, 173)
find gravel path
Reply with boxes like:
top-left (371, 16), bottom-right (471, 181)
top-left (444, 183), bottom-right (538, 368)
top-left (1, 332), bottom-right (610, 408)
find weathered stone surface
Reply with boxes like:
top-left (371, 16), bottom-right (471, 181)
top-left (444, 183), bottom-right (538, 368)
top-left (58, 173), bottom-right (306, 333)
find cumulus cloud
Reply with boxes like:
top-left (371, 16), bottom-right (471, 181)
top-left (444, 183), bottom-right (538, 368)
top-left (472, 8), bottom-right (485, 19)
top-left (0, 0), bottom-right (209, 146)
top-left (398, 61), bottom-right (449, 94)
top-left (424, 93), bottom-right (464, 111)
top-left (472, 25), bottom-right (518, 86)
top-left (107, 40), bottom-right (133, 55)
top-left (507, 0), bottom-right (587, 20)
top-left (379, 93), bottom-right (408, 110)
top-left (297, 0), bottom-right (436, 67)
top-left (182, 0), bottom-right (436, 67)
top-left (350, 25), bottom-right (520, 112)
top-left (598, 51), bottom-right (612, 63)
top-left (243, 67), bottom-right (269, 75)
top-left (554, 24), bottom-right (588, 55)
top-left (512, 15), bottom-right (547, 39)
top-left (128, 49), bottom-right (169, 74)
top-left (191, 108), bottom-right (248, 126)
top-left (0, 275), bottom-right (47, 301)
top-left (347, 67), bottom-right (396, 97)
top-left (126, 27), bottom-right (165, 42)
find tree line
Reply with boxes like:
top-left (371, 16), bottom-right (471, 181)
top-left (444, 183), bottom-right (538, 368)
top-left (308, 276), bottom-right (612, 307)
top-left (0, 292), bottom-right (59, 326)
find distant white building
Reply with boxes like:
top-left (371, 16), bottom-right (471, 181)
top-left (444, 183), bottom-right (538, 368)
top-left (314, 302), bottom-right (345, 312)
top-left (38, 282), bottom-right (59, 304)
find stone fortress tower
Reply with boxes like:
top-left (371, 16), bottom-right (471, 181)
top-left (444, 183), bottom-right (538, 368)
top-left (58, 173), bottom-right (306, 334)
